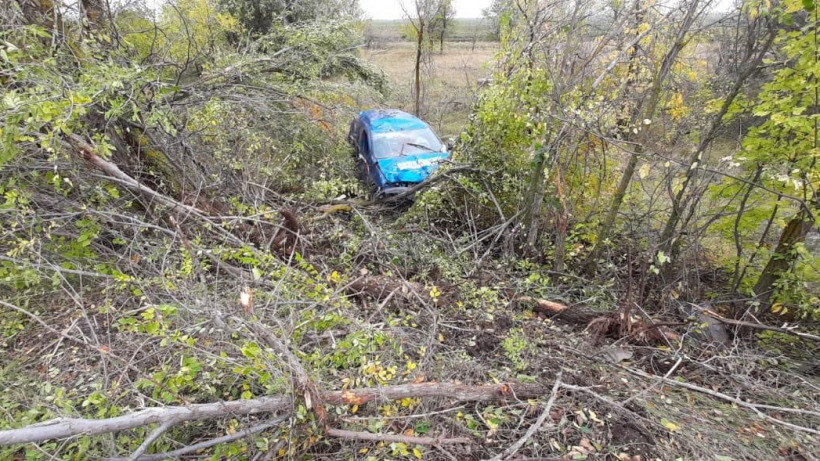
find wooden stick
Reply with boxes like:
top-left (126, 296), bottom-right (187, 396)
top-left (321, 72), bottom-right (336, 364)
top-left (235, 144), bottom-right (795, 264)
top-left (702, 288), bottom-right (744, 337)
top-left (326, 429), bottom-right (470, 445)
top-left (0, 397), bottom-right (292, 445)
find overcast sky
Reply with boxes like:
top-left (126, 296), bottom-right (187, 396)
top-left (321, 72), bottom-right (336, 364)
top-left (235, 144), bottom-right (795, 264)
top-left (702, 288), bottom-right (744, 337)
top-left (360, 0), bottom-right (493, 19)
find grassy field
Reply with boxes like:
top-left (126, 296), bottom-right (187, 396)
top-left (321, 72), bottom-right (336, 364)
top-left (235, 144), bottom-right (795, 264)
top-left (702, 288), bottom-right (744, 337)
top-left (362, 40), bottom-right (500, 138)
top-left (364, 18), bottom-right (497, 45)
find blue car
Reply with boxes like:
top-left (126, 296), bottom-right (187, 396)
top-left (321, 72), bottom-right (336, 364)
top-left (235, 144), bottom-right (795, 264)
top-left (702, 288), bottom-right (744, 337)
top-left (348, 109), bottom-right (451, 200)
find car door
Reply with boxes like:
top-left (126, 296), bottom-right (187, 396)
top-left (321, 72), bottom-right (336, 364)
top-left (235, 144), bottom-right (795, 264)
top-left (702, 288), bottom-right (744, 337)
top-left (357, 129), bottom-right (376, 188)
top-left (348, 119), bottom-right (359, 148)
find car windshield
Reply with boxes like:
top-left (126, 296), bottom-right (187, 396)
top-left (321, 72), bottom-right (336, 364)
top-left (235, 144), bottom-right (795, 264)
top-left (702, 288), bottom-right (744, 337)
top-left (372, 128), bottom-right (443, 159)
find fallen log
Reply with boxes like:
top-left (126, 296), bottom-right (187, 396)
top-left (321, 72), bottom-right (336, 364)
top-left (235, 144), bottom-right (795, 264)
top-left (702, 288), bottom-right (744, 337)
top-left (515, 296), bottom-right (606, 325)
top-left (0, 382), bottom-right (550, 446)
top-left (515, 297), bottom-right (680, 343)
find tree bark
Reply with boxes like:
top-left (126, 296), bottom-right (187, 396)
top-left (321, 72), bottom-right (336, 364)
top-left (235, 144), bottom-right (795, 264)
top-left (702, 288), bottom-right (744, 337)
top-left (414, 20), bottom-right (424, 116)
top-left (515, 297), bottom-right (608, 325)
top-left (81, 0), bottom-right (107, 30)
top-left (751, 208), bottom-right (813, 315)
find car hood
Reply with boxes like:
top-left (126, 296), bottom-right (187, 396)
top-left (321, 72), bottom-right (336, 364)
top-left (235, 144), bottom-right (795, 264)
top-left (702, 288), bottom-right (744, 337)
top-left (377, 152), bottom-right (450, 185)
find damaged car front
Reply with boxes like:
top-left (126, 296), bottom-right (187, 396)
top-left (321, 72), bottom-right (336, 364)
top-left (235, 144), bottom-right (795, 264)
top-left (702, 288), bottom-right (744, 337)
top-left (349, 109), bottom-right (451, 201)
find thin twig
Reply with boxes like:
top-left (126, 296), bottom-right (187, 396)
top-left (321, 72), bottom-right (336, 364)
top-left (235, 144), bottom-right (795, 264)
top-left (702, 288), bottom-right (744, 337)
top-left (127, 421), bottom-right (174, 461)
top-left (624, 366), bottom-right (820, 435)
top-left (326, 428), bottom-right (471, 445)
top-left (109, 416), bottom-right (288, 461)
top-left (367, 287), bottom-right (400, 323)
top-left (486, 373), bottom-right (563, 461)
top-left (621, 357), bottom-right (683, 406)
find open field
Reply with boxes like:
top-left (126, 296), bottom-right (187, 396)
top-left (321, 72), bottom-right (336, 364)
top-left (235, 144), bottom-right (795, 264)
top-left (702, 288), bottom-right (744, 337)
top-left (362, 41), bottom-right (500, 137)
top-left (364, 18), bottom-right (497, 45)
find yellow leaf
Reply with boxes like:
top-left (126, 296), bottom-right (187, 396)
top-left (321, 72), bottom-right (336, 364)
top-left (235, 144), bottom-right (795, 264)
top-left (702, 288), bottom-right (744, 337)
top-left (413, 447), bottom-right (423, 459)
top-left (328, 270), bottom-right (341, 283)
top-left (661, 418), bottom-right (680, 432)
top-left (638, 163), bottom-right (650, 179)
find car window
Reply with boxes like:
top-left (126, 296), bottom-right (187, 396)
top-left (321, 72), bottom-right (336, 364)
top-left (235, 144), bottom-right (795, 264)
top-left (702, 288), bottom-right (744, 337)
top-left (372, 128), bottom-right (443, 159)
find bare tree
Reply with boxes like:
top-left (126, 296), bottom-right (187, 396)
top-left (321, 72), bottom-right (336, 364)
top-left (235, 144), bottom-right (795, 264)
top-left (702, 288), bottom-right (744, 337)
top-left (401, 0), bottom-right (439, 115)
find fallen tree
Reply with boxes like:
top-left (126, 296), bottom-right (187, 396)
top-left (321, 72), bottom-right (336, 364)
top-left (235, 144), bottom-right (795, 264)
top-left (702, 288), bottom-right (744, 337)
top-left (516, 296), bottom-right (605, 325)
top-left (0, 381), bottom-right (550, 446)
top-left (515, 297), bottom-right (682, 343)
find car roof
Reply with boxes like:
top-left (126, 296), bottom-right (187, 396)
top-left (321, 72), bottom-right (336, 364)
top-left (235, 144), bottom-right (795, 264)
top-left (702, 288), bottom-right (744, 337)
top-left (359, 109), bottom-right (430, 134)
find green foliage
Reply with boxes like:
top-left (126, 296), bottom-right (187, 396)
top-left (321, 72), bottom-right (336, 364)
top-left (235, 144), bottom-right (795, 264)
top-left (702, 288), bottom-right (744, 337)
top-left (711, 0), bottom-right (820, 316)
top-left (120, 0), bottom-right (239, 67)
top-left (501, 327), bottom-right (531, 371)
top-left (219, 0), bottom-right (361, 35)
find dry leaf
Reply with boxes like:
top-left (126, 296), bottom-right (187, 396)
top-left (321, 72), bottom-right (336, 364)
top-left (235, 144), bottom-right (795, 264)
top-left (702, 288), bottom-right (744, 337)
top-left (602, 347), bottom-right (633, 363)
top-left (239, 287), bottom-right (253, 315)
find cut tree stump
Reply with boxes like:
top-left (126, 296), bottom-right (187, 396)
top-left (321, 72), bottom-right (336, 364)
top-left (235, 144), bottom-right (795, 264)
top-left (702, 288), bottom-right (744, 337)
top-left (515, 296), bottom-right (608, 325)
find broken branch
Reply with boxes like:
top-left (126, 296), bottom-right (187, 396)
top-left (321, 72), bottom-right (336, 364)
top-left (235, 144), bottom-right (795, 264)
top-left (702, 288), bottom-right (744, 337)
top-left (0, 382), bottom-right (551, 445)
top-left (700, 308), bottom-right (820, 343)
top-left (624, 366), bottom-right (820, 435)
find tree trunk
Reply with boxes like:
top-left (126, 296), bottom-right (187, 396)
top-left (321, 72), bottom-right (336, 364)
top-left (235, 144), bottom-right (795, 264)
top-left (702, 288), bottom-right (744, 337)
top-left (524, 149), bottom-right (548, 251)
top-left (752, 208), bottom-right (814, 316)
top-left (440, 18), bottom-right (446, 53)
top-left (81, 0), bottom-right (107, 29)
top-left (552, 166), bottom-right (569, 273)
top-left (414, 22), bottom-right (424, 116)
